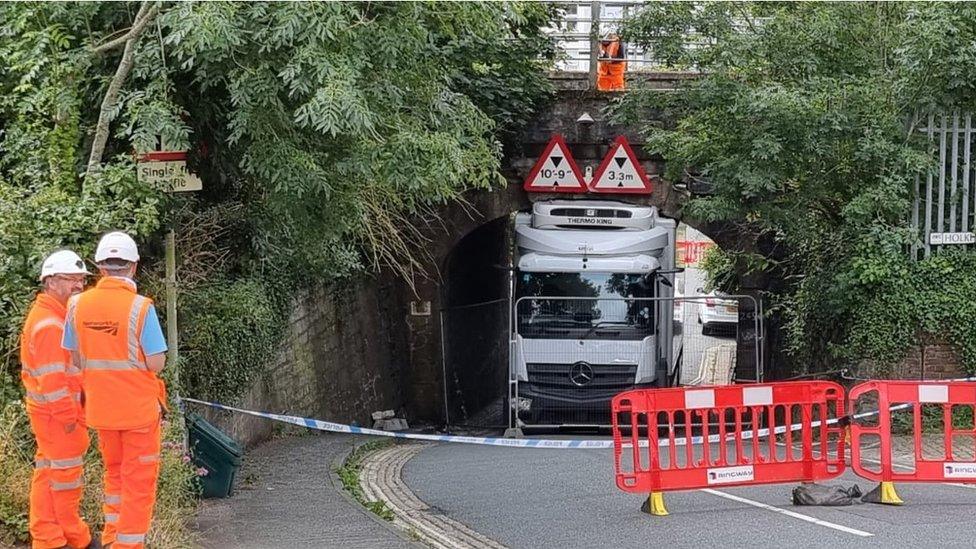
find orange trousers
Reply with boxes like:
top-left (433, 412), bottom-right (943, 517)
top-left (96, 421), bottom-right (161, 549)
top-left (597, 62), bottom-right (626, 91)
top-left (28, 412), bottom-right (91, 549)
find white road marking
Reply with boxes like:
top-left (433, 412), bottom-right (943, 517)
top-left (701, 489), bottom-right (874, 538)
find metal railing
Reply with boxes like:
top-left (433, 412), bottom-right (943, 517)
top-left (912, 112), bottom-right (976, 259)
top-left (545, 0), bottom-right (666, 74)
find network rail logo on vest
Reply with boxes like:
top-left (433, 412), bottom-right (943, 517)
top-left (83, 320), bottom-right (119, 336)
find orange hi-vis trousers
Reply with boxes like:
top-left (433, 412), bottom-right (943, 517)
top-left (22, 293), bottom-right (90, 549)
top-left (96, 421), bottom-right (161, 549)
top-left (597, 62), bottom-right (626, 91)
top-left (27, 412), bottom-right (91, 549)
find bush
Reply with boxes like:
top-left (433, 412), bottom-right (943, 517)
top-left (842, 249), bottom-right (976, 376)
top-left (179, 277), bottom-right (287, 403)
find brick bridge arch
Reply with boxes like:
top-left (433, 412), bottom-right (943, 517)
top-left (402, 76), bottom-right (715, 421)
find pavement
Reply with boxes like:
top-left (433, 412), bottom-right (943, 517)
top-left (194, 432), bottom-right (421, 549)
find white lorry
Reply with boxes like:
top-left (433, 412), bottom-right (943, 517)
top-left (511, 199), bottom-right (681, 425)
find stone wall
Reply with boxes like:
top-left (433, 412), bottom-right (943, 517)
top-left (201, 273), bottom-right (411, 448)
top-left (856, 340), bottom-right (967, 381)
top-left (894, 342), bottom-right (966, 380)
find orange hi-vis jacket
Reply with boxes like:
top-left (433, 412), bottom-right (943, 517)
top-left (20, 294), bottom-right (82, 424)
top-left (68, 278), bottom-right (166, 430)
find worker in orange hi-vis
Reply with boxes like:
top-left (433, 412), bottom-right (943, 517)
top-left (62, 232), bottom-right (168, 549)
top-left (20, 250), bottom-right (94, 549)
top-left (597, 33), bottom-right (627, 91)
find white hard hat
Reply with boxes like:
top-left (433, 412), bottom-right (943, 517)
top-left (94, 231), bottom-right (140, 263)
top-left (39, 250), bottom-right (90, 281)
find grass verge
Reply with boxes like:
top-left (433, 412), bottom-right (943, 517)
top-left (336, 438), bottom-right (395, 521)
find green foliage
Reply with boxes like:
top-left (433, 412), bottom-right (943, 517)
top-left (842, 249), bottom-right (976, 376)
top-left (698, 245), bottom-right (735, 293)
top-left (619, 2), bottom-right (976, 373)
top-left (179, 277), bottom-right (285, 403)
top-left (365, 500), bottom-right (395, 522)
top-left (0, 402), bottom-right (31, 544)
top-left (1, 2), bottom-right (554, 544)
top-left (336, 439), bottom-right (394, 517)
top-left (159, 1), bottom-right (554, 281)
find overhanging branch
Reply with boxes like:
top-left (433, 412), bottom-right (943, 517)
top-left (85, 2), bottom-right (159, 181)
top-left (91, 2), bottom-right (156, 54)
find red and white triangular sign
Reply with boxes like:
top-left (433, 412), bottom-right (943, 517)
top-left (523, 134), bottom-right (587, 193)
top-left (588, 136), bottom-right (653, 194)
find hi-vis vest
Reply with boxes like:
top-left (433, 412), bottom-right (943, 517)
top-left (69, 277), bottom-right (165, 430)
top-left (598, 40), bottom-right (626, 75)
top-left (20, 293), bottom-right (82, 422)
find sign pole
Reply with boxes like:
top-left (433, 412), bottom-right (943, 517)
top-left (138, 146), bottom-right (198, 449)
top-left (165, 227), bottom-right (179, 390)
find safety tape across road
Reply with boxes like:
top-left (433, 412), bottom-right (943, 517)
top-left (180, 397), bottom-right (851, 450)
top-left (181, 398), bottom-right (615, 448)
top-left (182, 378), bottom-right (976, 450)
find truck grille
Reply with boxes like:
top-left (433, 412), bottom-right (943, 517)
top-left (549, 208), bottom-right (632, 219)
top-left (525, 362), bottom-right (637, 399)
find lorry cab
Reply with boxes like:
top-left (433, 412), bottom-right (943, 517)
top-left (512, 199), bottom-right (679, 425)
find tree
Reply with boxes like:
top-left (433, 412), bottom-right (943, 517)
top-left (0, 0), bottom-right (556, 394)
top-left (618, 2), bottom-right (976, 373)
top-left (0, 2), bottom-right (556, 542)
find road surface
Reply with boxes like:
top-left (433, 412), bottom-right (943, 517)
top-left (393, 440), bottom-right (976, 549)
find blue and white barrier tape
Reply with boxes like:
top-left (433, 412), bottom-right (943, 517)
top-left (182, 378), bottom-right (976, 450)
top-left (180, 397), bottom-right (834, 449)
top-left (182, 398), bottom-right (614, 448)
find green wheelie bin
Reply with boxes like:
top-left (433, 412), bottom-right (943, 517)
top-left (186, 412), bottom-right (243, 498)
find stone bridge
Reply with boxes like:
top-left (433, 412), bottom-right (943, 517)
top-left (404, 72), bottom-right (721, 421)
top-left (213, 73), bottom-right (769, 445)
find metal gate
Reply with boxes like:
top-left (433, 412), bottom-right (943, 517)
top-left (440, 299), bottom-right (511, 429)
top-left (509, 295), bottom-right (763, 430)
top-left (912, 112), bottom-right (976, 259)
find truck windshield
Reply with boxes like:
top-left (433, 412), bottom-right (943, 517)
top-left (515, 272), bottom-right (656, 340)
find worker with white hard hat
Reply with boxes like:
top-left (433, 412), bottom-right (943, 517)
top-left (62, 232), bottom-right (167, 549)
top-left (20, 250), bottom-right (94, 549)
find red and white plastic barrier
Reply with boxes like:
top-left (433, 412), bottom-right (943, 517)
top-left (850, 381), bottom-right (976, 485)
top-left (612, 379), bottom-right (976, 514)
top-left (612, 382), bottom-right (847, 500)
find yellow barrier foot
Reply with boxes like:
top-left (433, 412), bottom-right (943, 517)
top-left (640, 492), bottom-right (669, 516)
top-left (880, 482), bottom-right (904, 505)
top-left (862, 481), bottom-right (904, 505)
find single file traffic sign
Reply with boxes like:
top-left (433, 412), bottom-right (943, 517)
top-left (523, 134), bottom-right (587, 193)
top-left (588, 136), bottom-right (652, 194)
top-left (137, 150), bottom-right (203, 192)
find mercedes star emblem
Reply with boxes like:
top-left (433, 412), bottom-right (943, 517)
top-left (569, 362), bottom-right (594, 387)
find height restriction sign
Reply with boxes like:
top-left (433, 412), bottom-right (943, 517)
top-left (523, 134), bottom-right (586, 193)
top-left (588, 136), bottom-right (653, 194)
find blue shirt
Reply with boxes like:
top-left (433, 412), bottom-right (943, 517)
top-left (63, 304), bottom-right (168, 357)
